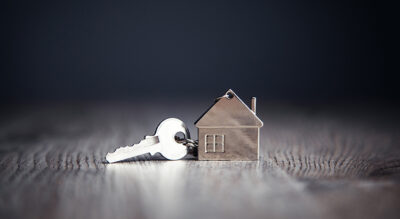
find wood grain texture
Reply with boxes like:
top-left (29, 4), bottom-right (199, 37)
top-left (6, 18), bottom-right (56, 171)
top-left (0, 101), bottom-right (400, 219)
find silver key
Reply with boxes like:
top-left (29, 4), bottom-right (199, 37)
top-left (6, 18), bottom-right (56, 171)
top-left (106, 118), bottom-right (189, 163)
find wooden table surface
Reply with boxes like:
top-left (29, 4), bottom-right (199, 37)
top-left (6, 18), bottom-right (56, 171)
top-left (1, 100), bottom-right (399, 219)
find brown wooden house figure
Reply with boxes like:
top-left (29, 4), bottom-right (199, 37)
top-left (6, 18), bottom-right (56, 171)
top-left (195, 89), bottom-right (263, 161)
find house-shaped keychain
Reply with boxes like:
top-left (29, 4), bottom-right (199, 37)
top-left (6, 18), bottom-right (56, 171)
top-left (195, 89), bottom-right (263, 161)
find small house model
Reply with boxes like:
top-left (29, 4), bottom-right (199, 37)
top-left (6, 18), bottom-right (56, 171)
top-left (195, 89), bottom-right (263, 160)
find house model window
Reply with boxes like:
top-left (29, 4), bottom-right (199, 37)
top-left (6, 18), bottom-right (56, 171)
top-left (205, 134), bottom-right (225, 153)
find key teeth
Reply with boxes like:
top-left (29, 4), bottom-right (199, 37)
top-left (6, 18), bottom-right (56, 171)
top-left (105, 153), bottom-right (112, 163)
top-left (108, 145), bottom-right (131, 154)
top-left (108, 136), bottom-right (155, 154)
top-left (105, 146), bottom-right (131, 163)
top-left (105, 136), bottom-right (159, 163)
top-left (105, 153), bottom-right (114, 163)
top-left (110, 146), bottom-right (130, 155)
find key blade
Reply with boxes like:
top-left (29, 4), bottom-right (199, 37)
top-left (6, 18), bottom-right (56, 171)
top-left (106, 136), bottom-right (160, 163)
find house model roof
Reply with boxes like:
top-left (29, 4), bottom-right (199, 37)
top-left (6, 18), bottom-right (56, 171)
top-left (195, 89), bottom-right (263, 128)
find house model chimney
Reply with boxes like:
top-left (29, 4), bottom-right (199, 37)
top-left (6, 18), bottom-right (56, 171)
top-left (251, 97), bottom-right (256, 114)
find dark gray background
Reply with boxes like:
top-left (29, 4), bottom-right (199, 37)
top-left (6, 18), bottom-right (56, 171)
top-left (0, 0), bottom-right (395, 102)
